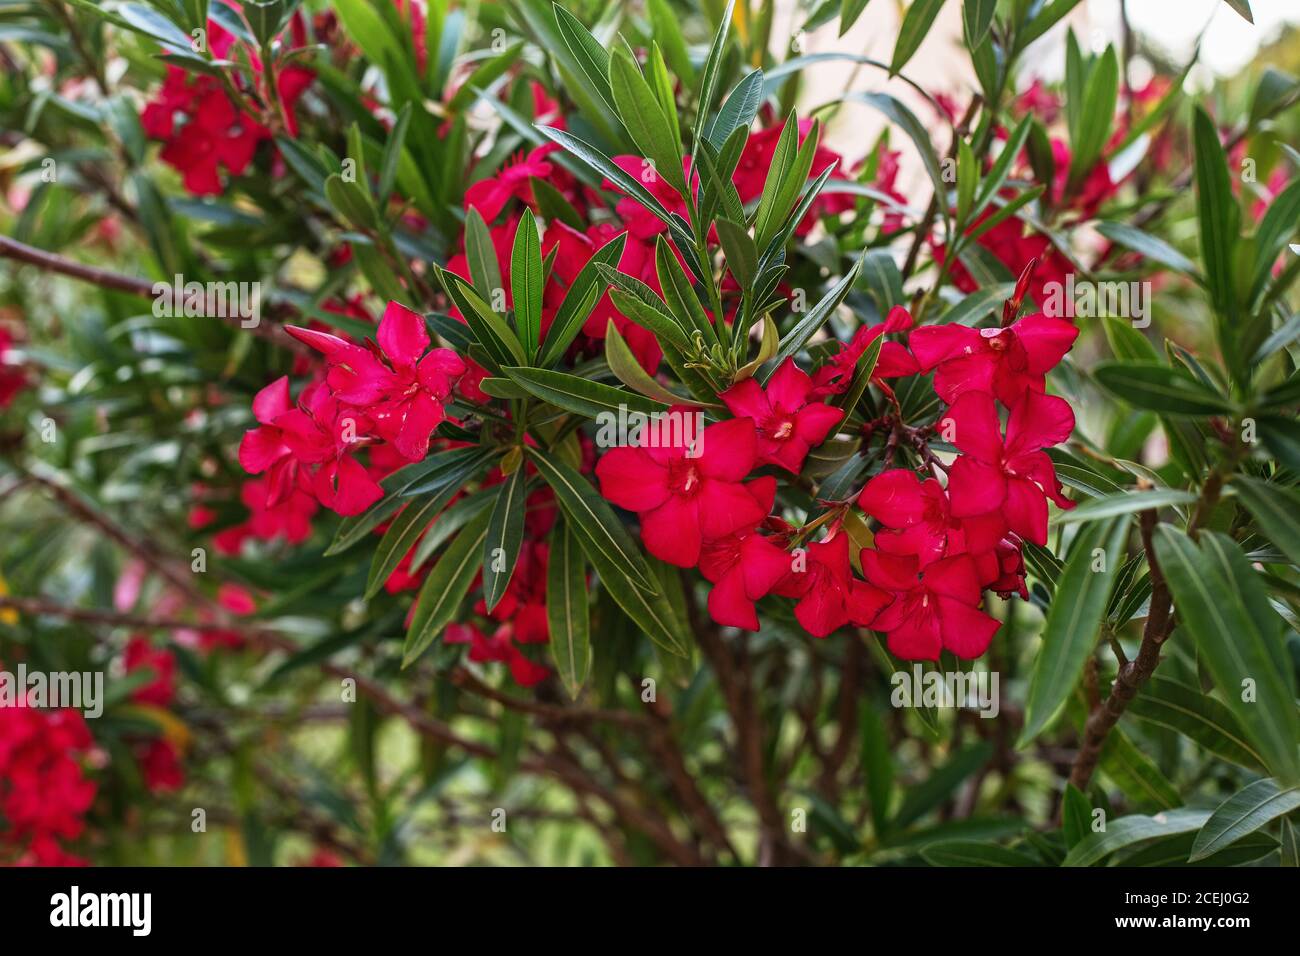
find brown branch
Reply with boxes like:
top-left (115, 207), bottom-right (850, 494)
top-left (0, 235), bottom-right (307, 353)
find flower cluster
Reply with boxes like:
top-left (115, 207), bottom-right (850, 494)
top-left (595, 301), bottom-right (1078, 660)
top-left (140, 15), bottom-right (314, 195)
top-left (0, 675), bottom-right (97, 866)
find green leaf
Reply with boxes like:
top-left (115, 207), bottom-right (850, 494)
top-left (325, 174), bottom-right (379, 231)
top-left (1062, 809), bottom-right (1212, 866)
top-left (605, 322), bottom-right (707, 406)
top-left (1251, 177), bottom-right (1300, 303)
top-left (525, 449), bottom-right (656, 592)
top-left (961, 0), bottom-right (997, 50)
top-left (1093, 362), bottom-right (1234, 416)
top-left (890, 0), bottom-right (945, 75)
top-left (647, 0), bottom-right (694, 84)
top-left (326, 448), bottom-right (492, 555)
top-left (464, 207), bottom-right (503, 303)
top-left (503, 366), bottom-right (664, 419)
top-left (1062, 783), bottom-right (1091, 848)
top-left (482, 466), bottom-right (527, 613)
top-left (840, 0), bottom-right (872, 35)
top-left (1129, 676), bottom-right (1265, 771)
top-left (1095, 221), bottom-right (1199, 277)
top-left (763, 254), bottom-right (863, 377)
top-left (608, 42), bottom-right (687, 198)
top-left (1154, 528), bottom-right (1300, 783)
top-left (1018, 518), bottom-right (1128, 746)
top-left (510, 210), bottom-right (543, 358)
top-left (851, 93), bottom-right (947, 222)
top-left (716, 218), bottom-right (759, 289)
top-left (1192, 105), bottom-right (1242, 329)
top-left (1052, 489), bottom-right (1198, 526)
top-left (1232, 475), bottom-right (1300, 566)
top-left (551, 5), bottom-right (616, 115)
top-left (859, 701), bottom-right (894, 835)
top-left (1068, 46), bottom-right (1118, 193)
top-left (540, 232), bottom-right (627, 367)
top-left (377, 102), bottom-right (411, 204)
top-left (364, 486), bottom-right (458, 600)
top-left (547, 518), bottom-right (591, 699)
top-left (892, 742), bottom-right (993, 829)
top-left (1190, 778), bottom-right (1300, 861)
top-left (694, 0), bottom-right (736, 144)
top-left (1098, 726), bottom-right (1181, 810)
top-left (1223, 0), bottom-right (1254, 24)
top-left (706, 69), bottom-right (764, 149)
top-left (402, 506), bottom-right (493, 667)
top-left (1102, 316), bottom-right (1160, 363)
top-left (436, 267), bottom-right (527, 368)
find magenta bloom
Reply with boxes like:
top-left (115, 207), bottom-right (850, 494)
top-left (863, 550), bottom-right (1001, 660)
top-left (939, 390), bottom-right (1075, 546)
top-left (773, 532), bottom-right (890, 638)
top-left (288, 302), bottom-right (465, 462)
top-left (596, 417), bottom-right (768, 567)
top-left (858, 468), bottom-right (1004, 567)
top-left (238, 377), bottom-right (382, 517)
top-left (720, 359), bottom-right (844, 473)
top-left (697, 477), bottom-right (788, 630)
top-left (909, 313), bottom-right (1078, 407)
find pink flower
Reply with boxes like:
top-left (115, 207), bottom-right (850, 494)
top-left (857, 468), bottom-right (1004, 568)
top-left (909, 313), bottom-right (1078, 406)
top-left (863, 551), bottom-right (1001, 660)
top-left (939, 390), bottom-right (1075, 546)
top-left (288, 302), bottom-right (466, 462)
top-left (773, 532), bottom-right (890, 638)
top-left (465, 146), bottom-right (556, 222)
top-left (720, 359), bottom-right (844, 472)
top-left (810, 306), bottom-right (919, 398)
top-left (697, 478), bottom-right (788, 630)
top-left (596, 416), bottom-right (768, 567)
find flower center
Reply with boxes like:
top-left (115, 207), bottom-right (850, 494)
top-left (770, 417), bottom-right (794, 440)
top-left (668, 459), bottom-right (702, 496)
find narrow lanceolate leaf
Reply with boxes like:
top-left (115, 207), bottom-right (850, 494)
top-left (525, 449), bottom-right (656, 592)
top-left (962, 0), bottom-right (997, 50)
top-left (1192, 105), bottom-right (1241, 325)
top-left (1154, 527), bottom-right (1300, 783)
top-left (1068, 46), bottom-right (1118, 193)
top-left (1232, 475), bottom-right (1300, 566)
top-left (609, 42), bottom-right (687, 197)
top-left (540, 232), bottom-right (626, 367)
top-left (706, 69), bottom-right (764, 149)
top-left (1051, 489), bottom-right (1198, 525)
top-left (585, 541), bottom-right (689, 656)
top-left (754, 115), bottom-right (820, 252)
top-left (1093, 362), bottom-right (1234, 416)
top-left (605, 321), bottom-right (707, 406)
top-left (1251, 177), bottom-right (1300, 302)
top-left (1062, 784), bottom-right (1091, 849)
top-left (464, 207), bottom-right (503, 303)
top-left (402, 507), bottom-right (493, 667)
top-left (502, 366), bottom-right (665, 419)
top-left (1018, 518), bottom-right (1128, 746)
top-left (763, 253), bottom-right (863, 378)
top-left (1129, 676), bottom-right (1266, 771)
top-left (365, 487), bottom-right (456, 599)
top-left (510, 209), bottom-right (543, 357)
top-left (890, 0), bottom-right (944, 75)
top-left (716, 218), bottom-right (759, 289)
top-left (1095, 221), bottom-right (1199, 277)
top-left (1062, 809), bottom-right (1212, 867)
top-left (547, 518), bottom-right (591, 699)
top-left (552, 5), bottom-right (616, 115)
top-left (482, 467), bottom-right (527, 613)
top-left (693, 0), bottom-right (736, 143)
top-left (436, 267), bottom-right (527, 368)
top-left (1098, 726), bottom-right (1181, 810)
top-left (1190, 778), bottom-right (1300, 861)
top-left (327, 447), bottom-right (490, 555)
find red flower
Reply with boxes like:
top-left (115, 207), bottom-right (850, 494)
top-left (596, 416), bottom-right (767, 567)
top-left (939, 390), bottom-right (1075, 546)
top-left (0, 326), bottom-right (28, 408)
top-left (857, 468), bottom-right (1004, 568)
top-left (446, 624), bottom-right (549, 687)
top-left (137, 738), bottom-right (184, 794)
top-left (863, 551), bottom-right (1001, 660)
top-left (810, 305), bottom-right (919, 398)
top-left (238, 377), bottom-right (383, 516)
top-left (720, 359), bottom-right (844, 473)
top-left (124, 637), bottom-right (177, 708)
top-left (288, 302), bottom-right (466, 463)
top-left (909, 312), bottom-right (1078, 406)
top-left (773, 532), bottom-right (890, 638)
top-left (465, 146), bottom-right (555, 222)
top-left (697, 477), bottom-right (788, 630)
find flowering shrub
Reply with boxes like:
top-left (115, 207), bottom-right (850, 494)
top-left (0, 0), bottom-right (1298, 870)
